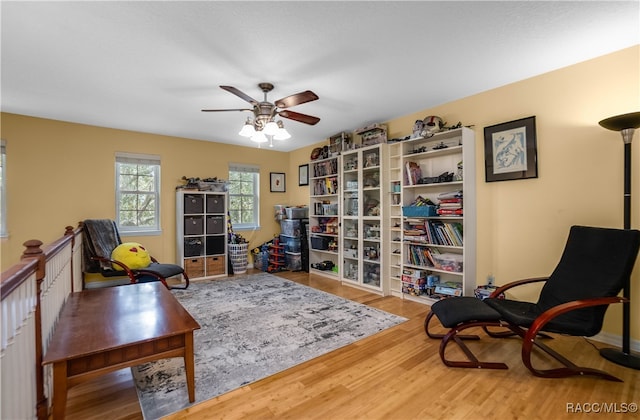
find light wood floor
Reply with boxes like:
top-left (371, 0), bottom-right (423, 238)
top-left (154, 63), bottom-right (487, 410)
top-left (65, 270), bottom-right (640, 420)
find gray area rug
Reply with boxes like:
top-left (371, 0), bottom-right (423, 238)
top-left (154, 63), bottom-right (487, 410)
top-left (131, 272), bottom-right (407, 419)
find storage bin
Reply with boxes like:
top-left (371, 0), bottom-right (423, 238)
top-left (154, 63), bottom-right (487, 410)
top-left (280, 219), bottom-right (301, 237)
top-left (432, 253), bottom-right (464, 272)
top-left (285, 207), bottom-right (308, 219)
top-left (184, 216), bottom-right (204, 235)
top-left (280, 235), bottom-right (301, 252)
top-left (205, 236), bottom-right (225, 255)
top-left (206, 256), bottom-right (225, 276)
top-left (184, 238), bottom-right (203, 257)
top-left (402, 205), bottom-right (438, 217)
top-left (311, 236), bottom-right (329, 250)
top-left (184, 194), bottom-right (204, 214)
top-left (184, 257), bottom-right (204, 278)
top-left (206, 195), bottom-right (225, 213)
top-left (206, 215), bottom-right (224, 234)
top-left (229, 243), bottom-right (248, 274)
top-left (285, 252), bottom-right (302, 271)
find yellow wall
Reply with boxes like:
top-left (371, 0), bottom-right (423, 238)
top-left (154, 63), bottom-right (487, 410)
top-left (2, 46), bottom-right (639, 339)
top-left (288, 46), bottom-right (640, 339)
top-left (0, 116), bottom-right (291, 267)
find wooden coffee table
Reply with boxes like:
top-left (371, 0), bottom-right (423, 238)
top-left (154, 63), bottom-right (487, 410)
top-left (42, 282), bottom-right (200, 419)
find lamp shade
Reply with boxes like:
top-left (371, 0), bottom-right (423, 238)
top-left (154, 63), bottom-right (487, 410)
top-left (239, 120), bottom-right (255, 137)
top-left (251, 131), bottom-right (267, 143)
top-left (274, 121), bottom-right (291, 140)
top-left (263, 120), bottom-right (279, 136)
top-left (598, 112), bottom-right (640, 131)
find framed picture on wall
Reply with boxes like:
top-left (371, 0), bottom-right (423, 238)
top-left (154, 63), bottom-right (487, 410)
top-left (270, 172), bottom-right (286, 192)
top-left (298, 164), bottom-right (309, 186)
top-left (484, 116), bottom-right (538, 182)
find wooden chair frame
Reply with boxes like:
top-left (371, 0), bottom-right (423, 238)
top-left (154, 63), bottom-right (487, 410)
top-left (425, 277), bottom-right (627, 382)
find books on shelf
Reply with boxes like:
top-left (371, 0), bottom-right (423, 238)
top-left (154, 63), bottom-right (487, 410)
top-left (312, 159), bottom-right (338, 177)
top-left (404, 219), bottom-right (463, 247)
top-left (312, 176), bottom-right (338, 195)
top-left (437, 190), bottom-right (463, 216)
top-left (406, 244), bottom-right (440, 267)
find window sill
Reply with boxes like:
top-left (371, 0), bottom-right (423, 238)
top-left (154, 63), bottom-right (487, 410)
top-left (235, 226), bottom-right (261, 231)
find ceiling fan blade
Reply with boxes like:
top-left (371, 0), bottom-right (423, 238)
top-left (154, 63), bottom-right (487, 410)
top-left (201, 108), bottom-right (253, 112)
top-left (220, 85), bottom-right (259, 106)
top-left (278, 110), bottom-right (321, 125)
top-left (275, 90), bottom-right (319, 109)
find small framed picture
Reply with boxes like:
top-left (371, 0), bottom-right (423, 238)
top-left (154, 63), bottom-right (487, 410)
top-left (484, 116), bottom-right (538, 182)
top-left (298, 164), bottom-right (309, 186)
top-left (270, 172), bottom-right (286, 192)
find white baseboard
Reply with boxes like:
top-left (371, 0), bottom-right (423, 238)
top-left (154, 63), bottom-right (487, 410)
top-left (590, 331), bottom-right (640, 353)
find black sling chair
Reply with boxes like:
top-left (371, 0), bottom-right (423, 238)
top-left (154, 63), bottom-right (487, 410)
top-left (425, 225), bottom-right (640, 381)
top-left (83, 219), bottom-right (189, 290)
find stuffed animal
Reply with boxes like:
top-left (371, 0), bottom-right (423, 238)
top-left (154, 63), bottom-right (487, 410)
top-left (111, 242), bottom-right (151, 270)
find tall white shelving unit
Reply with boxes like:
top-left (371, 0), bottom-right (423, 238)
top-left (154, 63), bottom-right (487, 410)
top-left (340, 143), bottom-right (389, 294)
top-left (393, 127), bottom-right (476, 303)
top-left (308, 155), bottom-right (341, 279)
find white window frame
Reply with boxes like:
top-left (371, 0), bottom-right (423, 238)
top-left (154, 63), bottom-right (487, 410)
top-left (115, 152), bottom-right (161, 236)
top-left (228, 163), bottom-right (260, 231)
top-left (0, 140), bottom-right (7, 238)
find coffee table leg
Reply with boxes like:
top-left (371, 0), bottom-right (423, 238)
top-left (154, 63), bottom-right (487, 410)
top-left (184, 331), bottom-right (196, 403)
top-left (51, 361), bottom-right (68, 419)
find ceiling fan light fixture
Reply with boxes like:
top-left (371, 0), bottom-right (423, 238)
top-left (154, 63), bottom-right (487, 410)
top-left (274, 121), bottom-right (291, 140)
top-left (238, 118), bottom-right (255, 137)
top-left (263, 120), bottom-right (279, 136)
top-left (251, 131), bottom-right (268, 143)
top-left (203, 82), bottom-right (320, 146)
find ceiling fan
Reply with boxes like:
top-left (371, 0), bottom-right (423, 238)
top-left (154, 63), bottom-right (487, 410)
top-left (202, 83), bottom-right (320, 141)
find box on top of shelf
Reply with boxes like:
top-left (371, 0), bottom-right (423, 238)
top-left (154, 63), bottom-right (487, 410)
top-left (355, 123), bottom-right (387, 146)
top-left (285, 206), bottom-right (308, 219)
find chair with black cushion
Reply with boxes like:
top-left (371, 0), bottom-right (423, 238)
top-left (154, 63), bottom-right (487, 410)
top-left (425, 225), bottom-right (640, 381)
top-left (82, 219), bottom-right (189, 290)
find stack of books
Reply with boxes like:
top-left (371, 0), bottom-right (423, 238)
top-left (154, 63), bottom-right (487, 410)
top-left (437, 190), bottom-right (463, 216)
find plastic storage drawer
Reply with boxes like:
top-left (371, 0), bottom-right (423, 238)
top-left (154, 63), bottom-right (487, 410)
top-left (286, 252), bottom-right (302, 271)
top-left (280, 235), bottom-right (301, 252)
top-left (280, 219), bottom-right (301, 237)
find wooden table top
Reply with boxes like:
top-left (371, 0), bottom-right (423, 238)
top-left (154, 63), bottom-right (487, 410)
top-left (43, 282), bottom-right (200, 364)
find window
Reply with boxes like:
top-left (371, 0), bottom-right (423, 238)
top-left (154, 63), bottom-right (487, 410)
top-left (115, 153), bottom-right (161, 235)
top-left (0, 140), bottom-right (6, 238)
top-left (228, 164), bottom-right (260, 230)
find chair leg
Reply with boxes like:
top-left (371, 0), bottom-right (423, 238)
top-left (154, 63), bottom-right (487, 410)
top-left (439, 321), bottom-right (509, 370)
top-left (521, 332), bottom-right (623, 382)
top-left (425, 311), bottom-right (509, 369)
top-left (424, 311), bottom-right (482, 340)
top-left (168, 273), bottom-right (190, 290)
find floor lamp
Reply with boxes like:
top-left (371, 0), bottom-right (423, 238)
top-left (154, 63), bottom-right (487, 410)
top-left (598, 111), bottom-right (640, 369)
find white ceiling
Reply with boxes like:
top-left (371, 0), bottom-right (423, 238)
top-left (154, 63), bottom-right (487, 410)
top-left (2, 1), bottom-right (638, 152)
